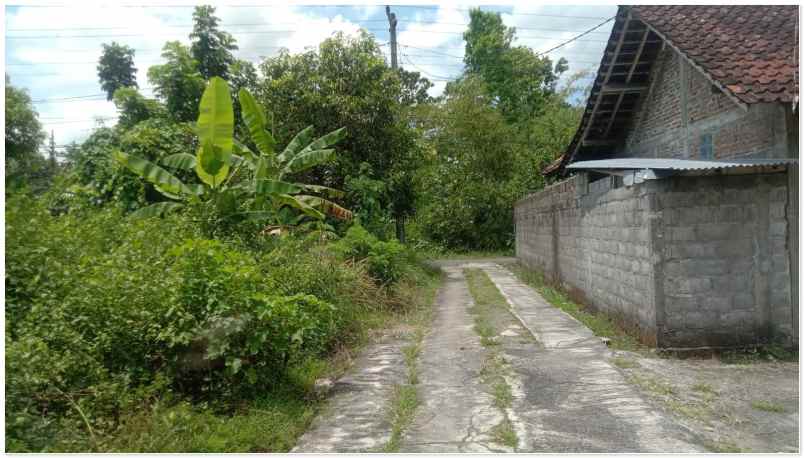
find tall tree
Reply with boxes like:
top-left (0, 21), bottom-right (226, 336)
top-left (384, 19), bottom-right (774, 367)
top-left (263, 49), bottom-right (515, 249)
top-left (97, 42), bottom-right (138, 101)
top-left (414, 76), bottom-right (526, 250)
top-left (5, 75), bottom-right (46, 186)
top-left (147, 41), bottom-right (206, 122)
top-left (47, 130), bottom-right (57, 172)
top-left (257, 32), bottom-right (431, 238)
top-left (461, 9), bottom-right (566, 123)
top-left (190, 5), bottom-right (238, 79)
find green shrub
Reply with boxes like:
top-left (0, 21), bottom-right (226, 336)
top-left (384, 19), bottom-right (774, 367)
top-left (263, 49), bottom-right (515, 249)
top-left (367, 240), bottom-right (407, 284)
top-left (6, 192), bottom-right (431, 451)
top-left (332, 224), bottom-right (413, 284)
top-left (5, 195), bottom-right (344, 450)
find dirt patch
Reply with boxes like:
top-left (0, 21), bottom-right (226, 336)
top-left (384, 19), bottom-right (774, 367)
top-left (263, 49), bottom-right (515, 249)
top-left (610, 351), bottom-right (799, 453)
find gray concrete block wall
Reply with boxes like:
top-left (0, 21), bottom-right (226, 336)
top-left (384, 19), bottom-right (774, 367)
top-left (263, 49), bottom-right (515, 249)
top-left (515, 171), bottom-right (796, 349)
top-left (656, 174), bottom-right (793, 347)
top-left (516, 175), bottom-right (661, 344)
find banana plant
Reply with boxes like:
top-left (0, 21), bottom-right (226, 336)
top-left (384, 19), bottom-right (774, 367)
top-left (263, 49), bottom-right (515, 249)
top-left (114, 76), bottom-right (352, 224)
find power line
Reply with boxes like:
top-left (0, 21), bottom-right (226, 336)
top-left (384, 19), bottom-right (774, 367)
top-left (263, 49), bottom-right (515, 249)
top-left (7, 29), bottom-right (608, 42)
top-left (400, 44), bottom-right (463, 59)
top-left (535, 16), bottom-right (615, 56)
top-left (8, 4), bottom-right (612, 20)
top-left (32, 93), bottom-right (107, 102)
top-left (8, 20), bottom-right (610, 34)
top-left (43, 117), bottom-right (119, 125)
top-left (401, 52), bottom-right (459, 82)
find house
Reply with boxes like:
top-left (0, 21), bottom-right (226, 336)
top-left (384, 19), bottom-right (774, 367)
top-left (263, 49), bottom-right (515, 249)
top-left (515, 5), bottom-right (799, 349)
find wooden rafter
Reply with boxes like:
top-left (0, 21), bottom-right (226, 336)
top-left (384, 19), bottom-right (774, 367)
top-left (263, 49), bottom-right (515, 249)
top-left (626, 28), bottom-right (651, 83)
top-left (602, 93), bottom-right (625, 138)
top-left (570, 12), bottom-right (631, 161)
top-left (601, 83), bottom-right (648, 93)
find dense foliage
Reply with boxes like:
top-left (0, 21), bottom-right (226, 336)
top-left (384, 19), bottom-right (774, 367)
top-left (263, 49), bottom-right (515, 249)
top-left (5, 75), bottom-right (48, 188)
top-left (411, 9), bottom-right (583, 250)
top-left (5, 194), bottom-right (422, 451)
top-left (97, 42), bottom-right (138, 101)
top-left (257, 32), bottom-right (431, 239)
top-left (5, 4), bottom-right (588, 451)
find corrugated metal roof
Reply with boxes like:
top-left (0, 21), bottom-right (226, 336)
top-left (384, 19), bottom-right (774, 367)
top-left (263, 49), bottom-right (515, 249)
top-left (566, 158), bottom-right (797, 171)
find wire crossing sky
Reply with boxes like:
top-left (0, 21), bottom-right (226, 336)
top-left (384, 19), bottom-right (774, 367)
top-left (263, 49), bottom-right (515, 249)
top-left (4, 3), bottom-right (617, 147)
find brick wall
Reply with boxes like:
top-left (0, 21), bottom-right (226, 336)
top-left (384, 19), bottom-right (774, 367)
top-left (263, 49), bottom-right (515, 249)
top-left (621, 47), bottom-right (791, 160)
top-left (515, 171), bottom-right (795, 348)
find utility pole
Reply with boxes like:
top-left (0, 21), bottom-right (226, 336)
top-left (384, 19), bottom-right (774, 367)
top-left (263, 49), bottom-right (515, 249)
top-left (386, 5), bottom-right (398, 69)
top-left (386, 5), bottom-right (406, 243)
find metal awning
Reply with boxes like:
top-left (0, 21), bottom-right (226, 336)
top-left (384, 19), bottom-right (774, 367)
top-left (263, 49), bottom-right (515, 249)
top-left (567, 158), bottom-right (797, 185)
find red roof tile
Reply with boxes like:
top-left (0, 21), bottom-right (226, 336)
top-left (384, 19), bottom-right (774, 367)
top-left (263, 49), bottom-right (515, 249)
top-left (630, 5), bottom-right (799, 104)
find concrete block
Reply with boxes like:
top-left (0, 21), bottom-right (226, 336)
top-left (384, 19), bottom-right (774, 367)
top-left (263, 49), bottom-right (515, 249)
top-left (769, 201), bottom-right (787, 219)
top-left (696, 223), bottom-right (743, 240)
top-left (686, 311), bottom-right (716, 329)
top-left (687, 259), bottom-right (729, 276)
top-left (665, 294), bottom-right (697, 313)
top-left (770, 289), bottom-right (791, 308)
top-left (702, 295), bottom-right (731, 312)
top-left (771, 253), bottom-right (789, 271)
top-left (769, 271), bottom-right (791, 291)
top-left (711, 274), bottom-right (750, 293)
top-left (728, 259), bottom-right (753, 274)
top-left (713, 238), bottom-right (752, 258)
top-left (769, 222), bottom-right (787, 238)
top-left (720, 310), bottom-right (746, 327)
top-left (732, 292), bottom-right (754, 310)
top-left (670, 226), bottom-right (696, 241)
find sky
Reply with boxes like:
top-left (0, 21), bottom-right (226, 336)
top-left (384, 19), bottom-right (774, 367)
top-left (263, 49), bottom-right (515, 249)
top-left (4, 2), bottom-right (618, 149)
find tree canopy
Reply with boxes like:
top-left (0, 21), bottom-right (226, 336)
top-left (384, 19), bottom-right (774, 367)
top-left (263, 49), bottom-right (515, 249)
top-left (461, 8), bottom-right (568, 123)
top-left (97, 42), bottom-right (138, 101)
top-left (190, 5), bottom-right (238, 80)
top-left (257, 32), bottom-right (432, 233)
top-left (5, 75), bottom-right (47, 186)
top-left (147, 41), bottom-right (206, 122)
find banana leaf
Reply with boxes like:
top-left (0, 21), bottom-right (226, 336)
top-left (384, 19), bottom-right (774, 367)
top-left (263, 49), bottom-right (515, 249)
top-left (238, 88), bottom-right (276, 155)
top-left (114, 150), bottom-right (193, 197)
top-left (160, 153), bottom-right (197, 170)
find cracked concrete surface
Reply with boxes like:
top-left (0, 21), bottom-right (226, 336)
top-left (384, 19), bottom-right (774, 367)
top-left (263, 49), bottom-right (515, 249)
top-left (294, 259), bottom-right (707, 453)
top-left (479, 262), bottom-right (704, 452)
top-left (398, 266), bottom-right (510, 452)
top-left (291, 336), bottom-right (409, 452)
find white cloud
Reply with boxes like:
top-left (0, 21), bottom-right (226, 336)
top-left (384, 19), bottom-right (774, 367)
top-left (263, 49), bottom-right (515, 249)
top-left (5, 3), bottom-right (368, 145)
top-left (5, 3), bottom-right (617, 144)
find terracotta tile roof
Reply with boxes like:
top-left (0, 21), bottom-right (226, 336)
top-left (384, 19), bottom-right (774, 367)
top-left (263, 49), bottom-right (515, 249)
top-left (544, 5), bottom-right (799, 177)
top-left (630, 5), bottom-right (799, 104)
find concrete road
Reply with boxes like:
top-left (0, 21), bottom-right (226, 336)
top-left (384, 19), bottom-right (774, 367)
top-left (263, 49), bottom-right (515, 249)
top-left (295, 260), bottom-right (705, 452)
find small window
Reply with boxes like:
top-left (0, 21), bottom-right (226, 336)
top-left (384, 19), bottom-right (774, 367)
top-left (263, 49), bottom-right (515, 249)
top-left (700, 133), bottom-right (713, 159)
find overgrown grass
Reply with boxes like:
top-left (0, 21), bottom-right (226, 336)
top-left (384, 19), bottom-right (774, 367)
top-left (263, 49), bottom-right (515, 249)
top-left (490, 418), bottom-right (518, 449)
top-left (463, 268), bottom-right (520, 449)
top-left (705, 440), bottom-right (746, 453)
top-left (720, 344), bottom-right (798, 364)
top-left (750, 400), bottom-right (785, 413)
top-left (101, 383), bottom-right (317, 452)
top-left (105, 268), bottom-right (442, 453)
top-left (611, 356), bottom-right (639, 369)
top-left (509, 264), bottom-right (646, 353)
top-left (626, 374), bottom-right (676, 396)
top-left (382, 270), bottom-right (442, 452)
top-left (384, 385), bottom-right (419, 452)
top-left (692, 382), bottom-right (716, 394)
top-left (425, 249), bottom-right (514, 260)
